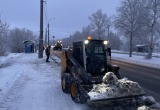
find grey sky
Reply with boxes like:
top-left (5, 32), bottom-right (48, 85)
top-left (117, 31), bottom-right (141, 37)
top-left (0, 0), bottom-right (122, 39)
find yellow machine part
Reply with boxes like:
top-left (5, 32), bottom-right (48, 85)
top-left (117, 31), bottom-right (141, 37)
top-left (61, 51), bottom-right (67, 76)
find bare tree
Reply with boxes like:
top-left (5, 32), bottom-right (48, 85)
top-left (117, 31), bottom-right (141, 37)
top-left (109, 31), bottom-right (122, 50)
top-left (81, 25), bottom-right (92, 39)
top-left (0, 16), bottom-right (10, 56)
top-left (9, 27), bottom-right (37, 53)
top-left (89, 9), bottom-right (110, 40)
top-left (145, 0), bottom-right (160, 59)
top-left (115, 0), bottom-right (145, 57)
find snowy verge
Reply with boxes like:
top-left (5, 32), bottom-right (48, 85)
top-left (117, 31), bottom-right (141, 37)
top-left (0, 53), bottom-right (22, 68)
top-left (112, 53), bottom-right (160, 69)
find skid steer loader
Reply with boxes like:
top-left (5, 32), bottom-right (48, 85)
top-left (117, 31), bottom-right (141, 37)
top-left (61, 39), bottom-right (144, 105)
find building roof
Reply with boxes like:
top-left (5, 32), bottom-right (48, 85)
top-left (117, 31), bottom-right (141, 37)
top-left (23, 40), bottom-right (35, 44)
top-left (136, 44), bottom-right (148, 47)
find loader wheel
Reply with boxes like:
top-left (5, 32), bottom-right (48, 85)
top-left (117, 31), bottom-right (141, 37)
top-left (61, 73), bottom-right (71, 93)
top-left (70, 81), bottom-right (80, 103)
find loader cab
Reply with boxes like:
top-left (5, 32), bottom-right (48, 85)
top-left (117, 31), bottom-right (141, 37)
top-left (73, 39), bottom-right (109, 76)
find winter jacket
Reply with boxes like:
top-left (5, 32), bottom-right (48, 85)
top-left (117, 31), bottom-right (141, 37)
top-left (45, 47), bottom-right (50, 55)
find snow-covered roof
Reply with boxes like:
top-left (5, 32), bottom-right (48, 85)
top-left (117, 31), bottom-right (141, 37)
top-left (23, 40), bottom-right (35, 44)
top-left (136, 44), bottom-right (148, 47)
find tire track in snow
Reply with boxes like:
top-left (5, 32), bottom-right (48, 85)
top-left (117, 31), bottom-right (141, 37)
top-left (0, 74), bottom-right (29, 110)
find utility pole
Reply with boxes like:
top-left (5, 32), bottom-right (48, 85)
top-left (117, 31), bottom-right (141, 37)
top-left (107, 24), bottom-right (110, 47)
top-left (47, 23), bottom-right (49, 45)
top-left (47, 18), bottom-right (55, 46)
top-left (38, 0), bottom-right (44, 58)
top-left (45, 28), bottom-right (47, 46)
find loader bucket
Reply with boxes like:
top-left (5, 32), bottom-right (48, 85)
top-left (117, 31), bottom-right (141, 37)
top-left (87, 94), bottom-right (145, 106)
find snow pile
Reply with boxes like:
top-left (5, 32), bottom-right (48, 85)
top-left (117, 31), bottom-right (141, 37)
top-left (138, 105), bottom-right (151, 110)
top-left (141, 96), bottom-right (156, 105)
top-left (0, 53), bottom-right (21, 68)
top-left (137, 96), bottom-right (160, 110)
top-left (88, 72), bottom-right (145, 100)
top-left (88, 72), bottom-right (160, 109)
top-left (102, 72), bottom-right (118, 84)
top-left (118, 78), bottom-right (144, 96)
top-left (138, 104), bottom-right (160, 110)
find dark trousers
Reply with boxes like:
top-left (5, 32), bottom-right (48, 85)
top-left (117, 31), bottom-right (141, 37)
top-left (46, 54), bottom-right (50, 62)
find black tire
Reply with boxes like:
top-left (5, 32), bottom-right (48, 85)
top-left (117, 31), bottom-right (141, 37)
top-left (70, 81), bottom-right (80, 103)
top-left (61, 73), bottom-right (71, 93)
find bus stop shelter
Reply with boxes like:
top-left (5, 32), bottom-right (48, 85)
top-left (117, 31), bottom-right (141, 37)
top-left (23, 40), bottom-right (35, 53)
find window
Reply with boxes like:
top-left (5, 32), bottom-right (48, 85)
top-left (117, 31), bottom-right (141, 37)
top-left (94, 45), bottom-right (104, 54)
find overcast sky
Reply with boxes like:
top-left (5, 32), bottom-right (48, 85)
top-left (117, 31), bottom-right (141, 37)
top-left (0, 0), bottom-right (122, 39)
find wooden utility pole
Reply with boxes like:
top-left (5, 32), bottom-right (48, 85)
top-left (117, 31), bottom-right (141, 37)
top-left (38, 0), bottom-right (44, 58)
top-left (47, 18), bottom-right (55, 46)
top-left (107, 24), bottom-right (110, 47)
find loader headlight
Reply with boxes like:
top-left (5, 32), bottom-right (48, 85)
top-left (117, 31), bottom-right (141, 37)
top-left (84, 40), bottom-right (89, 45)
top-left (103, 40), bottom-right (108, 45)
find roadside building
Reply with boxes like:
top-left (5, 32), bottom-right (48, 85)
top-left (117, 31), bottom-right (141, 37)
top-left (135, 44), bottom-right (149, 53)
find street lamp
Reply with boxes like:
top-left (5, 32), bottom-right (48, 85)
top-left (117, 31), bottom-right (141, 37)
top-left (47, 18), bottom-right (55, 45)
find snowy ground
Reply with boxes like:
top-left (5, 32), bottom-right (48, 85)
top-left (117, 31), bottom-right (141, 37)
top-left (0, 52), bottom-right (160, 110)
top-left (0, 53), bottom-right (91, 110)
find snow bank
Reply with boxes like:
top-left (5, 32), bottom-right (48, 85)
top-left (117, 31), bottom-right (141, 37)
top-left (138, 105), bottom-right (150, 110)
top-left (0, 53), bottom-right (21, 68)
top-left (138, 103), bottom-right (160, 110)
top-left (137, 96), bottom-right (160, 110)
top-left (112, 53), bottom-right (160, 69)
top-left (88, 72), bottom-right (144, 100)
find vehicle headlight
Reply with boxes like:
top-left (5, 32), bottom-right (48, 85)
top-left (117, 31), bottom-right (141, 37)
top-left (84, 40), bottom-right (89, 44)
top-left (103, 40), bottom-right (108, 45)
